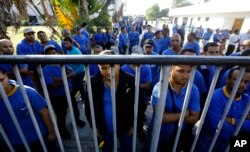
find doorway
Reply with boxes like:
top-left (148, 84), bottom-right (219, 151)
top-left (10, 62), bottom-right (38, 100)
top-left (232, 19), bottom-right (244, 32)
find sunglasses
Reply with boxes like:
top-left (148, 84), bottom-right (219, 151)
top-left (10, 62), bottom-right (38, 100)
top-left (145, 45), bottom-right (152, 49)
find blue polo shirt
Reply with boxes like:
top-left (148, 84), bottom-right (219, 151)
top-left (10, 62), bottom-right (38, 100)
top-left (213, 33), bottom-right (222, 43)
top-left (162, 48), bottom-right (179, 55)
top-left (152, 39), bottom-right (160, 54)
top-left (81, 29), bottom-right (91, 45)
top-left (103, 83), bottom-right (113, 133)
top-left (43, 64), bottom-right (73, 96)
top-left (158, 36), bottom-right (170, 54)
top-left (119, 33), bottom-right (128, 48)
top-left (183, 41), bottom-right (200, 55)
top-left (121, 64), bottom-right (152, 84)
top-left (73, 34), bottom-right (88, 54)
top-left (194, 70), bottom-right (207, 94)
top-left (152, 83), bottom-right (200, 138)
top-left (128, 31), bottom-right (140, 47)
top-left (94, 33), bottom-right (107, 46)
top-left (61, 40), bottom-right (79, 54)
top-left (40, 40), bottom-right (62, 53)
top-left (17, 39), bottom-right (43, 55)
top-left (0, 85), bottom-right (48, 145)
top-left (67, 46), bottom-right (85, 74)
top-left (143, 32), bottom-right (154, 40)
top-left (204, 87), bottom-right (250, 141)
top-left (203, 32), bottom-right (213, 40)
top-left (145, 52), bottom-right (160, 85)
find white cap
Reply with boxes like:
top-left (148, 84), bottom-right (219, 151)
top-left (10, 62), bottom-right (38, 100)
top-left (23, 28), bottom-right (35, 34)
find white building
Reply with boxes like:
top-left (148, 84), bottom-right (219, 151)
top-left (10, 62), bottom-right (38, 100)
top-left (169, 0), bottom-right (250, 33)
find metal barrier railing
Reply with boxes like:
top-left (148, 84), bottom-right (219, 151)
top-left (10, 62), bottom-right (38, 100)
top-left (0, 55), bottom-right (249, 152)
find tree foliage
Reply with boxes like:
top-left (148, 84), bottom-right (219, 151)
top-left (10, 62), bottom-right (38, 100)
top-left (146, 4), bottom-right (170, 20)
top-left (172, 0), bottom-right (193, 8)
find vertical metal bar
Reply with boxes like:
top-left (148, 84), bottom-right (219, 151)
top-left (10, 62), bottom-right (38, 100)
top-left (132, 65), bottom-right (141, 152)
top-left (172, 66), bottom-right (196, 152)
top-left (36, 65), bottom-right (65, 152)
top-left (225, 98), bottom-right (250, 152)
top-left (85, 65), bottom-right (99, 152)
top-left (190, 66), bottom-right (221, 152)
top-left (60, 65), bottom-right (82, 152)
top-left (110, 65), bottom-right (118, 152)
top-left (208, 67), bottom-right (246, 152)
top-left (13, 65), bottom-right (47, 152)
top-left (0, 83), bottom-right (31, 152)
top-left (0, 124), bottom-right (14, 152)
top-left (150, 65), bottom-right (171, 152)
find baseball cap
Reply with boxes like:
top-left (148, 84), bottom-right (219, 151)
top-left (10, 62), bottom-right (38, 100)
top-left (131, 46), bottom-right (143, 55)
top-left (144, 39), bottom-right (154, 46)
top-left (44, 44), bottom-right (56, 53)
top-left (23, 28), bottom-right (35, 34)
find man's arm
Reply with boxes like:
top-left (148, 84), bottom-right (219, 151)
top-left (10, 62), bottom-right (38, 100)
top-left (184, 111), bottom-right (200, 124)
top-left (161, 109), bottom-right (190, 124)
top-left (40, 108), bottom-right (56, 142)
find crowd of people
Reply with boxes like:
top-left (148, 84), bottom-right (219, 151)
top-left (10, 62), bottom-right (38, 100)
top-left (0, 20), bottom-right (250, 152)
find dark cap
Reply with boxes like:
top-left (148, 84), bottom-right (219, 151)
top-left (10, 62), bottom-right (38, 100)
top-left (144, 39), bottom-right (154, 46)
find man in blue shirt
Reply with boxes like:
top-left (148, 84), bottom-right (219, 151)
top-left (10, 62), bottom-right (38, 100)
top-left (158, 30), bottom-right (170, 54)
top-left (16, 28), bottom-right (43, 55)
top-left (94, 27), bottom-right (108, 49)
top-left (196, 67), bottom-right (250, 152)
top-left (202, 28), bottom-right (213, 46)
top-left (0, 39), bottom-right (36, 88)
top-left (213, 28), bottom-right (223, 43)
top-left (80, 22), bottom-right (91, 52)
top-left (43, 45), bottom-right (86, 139)
top-left (61, 28), bottom-right (80, 54)
top-left (183, 32), bottom-right (200, 55)
top-left (73, 26), bottom-right (88, 54)
top-left (0, 68), bottom-right (57, 151)
top-left (152, 30), bottom-right (161, 54)
top-left (141, 25), bottom-right (154, 48)
top-left (128, 25), bottom-right (140, 54)
top-left (162, 33), bottom-right (182, 55)
top-left (118, 26), bottom-right (129, 54)
top-left (37, 31), bottom-right (63, 54)
top-left (147, 64), bottom-right (200, 152)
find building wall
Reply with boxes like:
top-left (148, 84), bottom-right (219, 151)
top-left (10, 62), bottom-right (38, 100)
top-left (241, 18), bottom-right (250, 34)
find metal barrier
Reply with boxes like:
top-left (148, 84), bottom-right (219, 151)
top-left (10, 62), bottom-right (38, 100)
top-left (0, 55), bottom-right (249, 152)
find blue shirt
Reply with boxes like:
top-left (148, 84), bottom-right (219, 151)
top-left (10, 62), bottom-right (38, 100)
top-left (121, 64), bottom-right (152, 84)
top-left (162, 48), bottom-right (179, 55)
top-left (152, 39), bottom-right (160, 54)
top-left (152, 83), bottom-right (200, 137)
top-left (43, 64), bottom-right (73, 96)
top-left (67, 46), bottom-right (85, 74)
top-left (61, 40), bottom-right (79, 54)
top-left (158, 36), bottom-right (170, 54)
top-left (213, 33), bottom-right (222, 43)
top-left (145, 52), bottom-right (160, 85)
top-left (94, 33), bottom-right (108, 46)
top-left (128, 31), bottom-right (140, 47)
top-left (204, 87), bottom-right (250, 141)
top-left (198, 65), bottom-right (216, 90)
top-left (0, 85), bottom-right (48, 145)
top-left (103, 83), bottom-right (113, 133)
top-left (143, 32), bottom-right (154, 40)
top-left (81, 29), bottom-right (91, 45)
top-left (40, 40), bottom-right (62, 53)
top-left (89, 64), bottom-right (100, 76)
top-left (17, 39), bottom-right (43, 55)
top-left (73, 34), bottom-right (88, 54)
top-left (194, 70), bottom-right (207, 94)
top-left (183, 41), bottom-right (200, 55)
top-left (0, 64), bottom-right (35, 88)
top-left (119, 33), bottom-right (128, 47)
top-left (203, 32), bottom-right (213, 40)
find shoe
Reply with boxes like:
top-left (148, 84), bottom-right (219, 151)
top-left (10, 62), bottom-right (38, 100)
top-left (60, 129), bottom-right (71, 140)
top-left (76, 119), bottom-right (86, 128)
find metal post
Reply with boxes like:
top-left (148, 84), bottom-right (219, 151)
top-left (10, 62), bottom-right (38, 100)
top-left (208, 67), bottom-right (246, 152)
top-left (150, 65), bottom-right (171, 152)
top-left (110, 65), bottom-right (118, 152)
top-left (36, 65), bottom-right (65, 152)
top-left (0, 124), bottom-right (14, 152)
top-left (60, 65), bottom-right (82, 152)
top-left (172, 66), bottom-right (196, 152)
top-left (190, 66), bottom-right (221, 152)
top-left (13, 65), bottom-right (47, 152)
top-left (132, 65), bottom-right (141, 152)
top-left (85, 65), bottom-right (99, 152)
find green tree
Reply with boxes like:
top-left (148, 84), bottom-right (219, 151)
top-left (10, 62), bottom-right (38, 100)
top-left (159, 8), bottom-right (169, 18)
top-left (146, 4), bottom-right (160, 20)
top-left (172, 0), bottom-right (193, 8)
